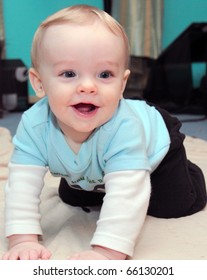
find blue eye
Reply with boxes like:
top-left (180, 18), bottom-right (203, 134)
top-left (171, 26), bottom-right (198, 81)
top-left (62, 71), bottom-right (76, 78)
top-left (99, 71), bottom-right (112, 79)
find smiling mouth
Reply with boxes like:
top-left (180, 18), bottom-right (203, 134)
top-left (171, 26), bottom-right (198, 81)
top-left (72, 103), bottom-right (98, 114)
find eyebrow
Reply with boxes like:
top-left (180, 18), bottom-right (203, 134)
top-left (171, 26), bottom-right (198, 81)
top-left (52, 60), bottom-right (120, 69)
top-left (52, 60), bottom-right (76, 67)
top-left (96, 60), bottom-right (120, 68)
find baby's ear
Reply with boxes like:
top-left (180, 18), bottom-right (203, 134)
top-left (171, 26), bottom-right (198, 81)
top-left (120, 69), bottom-right (130, 98)
top-left (29, 68), bottom-right (46, 98)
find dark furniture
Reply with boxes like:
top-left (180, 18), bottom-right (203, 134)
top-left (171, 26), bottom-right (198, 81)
top-left (0, 59), bottom-right (28, 118)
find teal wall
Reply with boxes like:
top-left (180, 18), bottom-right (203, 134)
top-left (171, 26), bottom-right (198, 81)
top-left (3, 0), bottom-right (103, 97)
top-left (3, 0), bottom-right (207, 96)
top-left (162, 0), bottom-right (207, 87)
top-left (162, 0), bottom-right (207, 49)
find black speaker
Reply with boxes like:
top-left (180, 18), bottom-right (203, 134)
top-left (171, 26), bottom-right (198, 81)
top-left (0, 59), bottom-right (28, 111)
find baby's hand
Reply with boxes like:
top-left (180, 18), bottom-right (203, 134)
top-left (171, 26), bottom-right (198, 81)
top-left (2, 241), bottom-right (51, 260)
top-left (68, 246), bottom-right (127, 260)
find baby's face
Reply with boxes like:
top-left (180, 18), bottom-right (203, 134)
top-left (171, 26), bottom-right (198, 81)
top-left (35, 21), bottom-right (130, 142)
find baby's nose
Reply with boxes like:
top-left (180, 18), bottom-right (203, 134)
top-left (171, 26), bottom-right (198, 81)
top-left (77, 79), bottom-right (97, 94)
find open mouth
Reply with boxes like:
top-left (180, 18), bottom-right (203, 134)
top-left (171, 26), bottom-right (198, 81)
top-left (72, 103), bottom-right (98, 114)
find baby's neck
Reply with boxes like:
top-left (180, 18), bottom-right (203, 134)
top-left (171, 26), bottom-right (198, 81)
top-left (58, 121), bottom-right (93, 154)
top-left (64, 136), bottom-right (81, 154)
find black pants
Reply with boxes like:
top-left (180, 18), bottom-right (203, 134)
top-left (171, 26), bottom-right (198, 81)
top-left (59, 103), bottom-right (206, 218)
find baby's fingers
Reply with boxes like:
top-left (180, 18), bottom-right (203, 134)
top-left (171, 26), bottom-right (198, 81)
top-left (19, 249), bottom-right (39, 260)
top-left (40, 249), bottom-right (52, 260)
top-left (2, 251), bottom-right (20, 260)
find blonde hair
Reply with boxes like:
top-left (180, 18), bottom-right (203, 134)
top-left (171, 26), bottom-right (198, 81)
top-left (31, 4), bottom-right (130, 69)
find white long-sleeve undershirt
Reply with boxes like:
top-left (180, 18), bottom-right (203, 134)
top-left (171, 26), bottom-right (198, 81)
top-left (5, 163), bottom-right (151, 256)
top-left (5, 163), bottom-right (48, 236)
top-left (91, 170), bottom-right (151, 256)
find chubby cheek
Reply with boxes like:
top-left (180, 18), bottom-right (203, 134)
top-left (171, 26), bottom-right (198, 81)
top-left (47, 95), bottom-right (66, 117)
top-left (103, 95), bottom-right (121, 119)
top-left (46, 86), bottom-right (69, 105)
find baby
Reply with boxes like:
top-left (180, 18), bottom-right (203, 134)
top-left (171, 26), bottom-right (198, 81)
top-left (2, 4), bottom-right (206, 260)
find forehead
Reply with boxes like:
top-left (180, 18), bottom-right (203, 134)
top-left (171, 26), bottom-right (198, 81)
top-left (40, 21), bottom-right (126, 61)
top-left (43, 21), bottom-right (123, 45)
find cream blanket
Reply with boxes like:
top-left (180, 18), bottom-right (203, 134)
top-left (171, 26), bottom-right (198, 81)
top-left (0, 127), bottom-right (207, 259)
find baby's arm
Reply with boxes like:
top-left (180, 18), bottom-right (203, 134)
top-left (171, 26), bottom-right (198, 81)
top-left (68, 170), bottom-right (151, 260)
top-left (3, 163), bottom-right (48, 259)
top-left (2, 234), bottom-right (51, 260)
